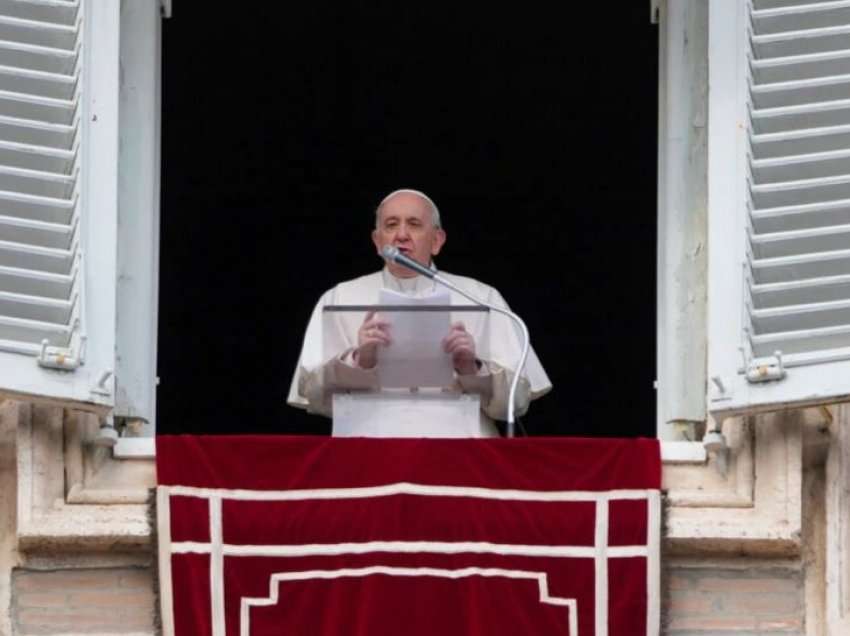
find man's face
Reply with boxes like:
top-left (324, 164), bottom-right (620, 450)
top-left (372, 192), bottom-right (446, 278)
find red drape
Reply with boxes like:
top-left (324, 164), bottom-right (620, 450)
top-left (157, 435), bottom-right (661, 636)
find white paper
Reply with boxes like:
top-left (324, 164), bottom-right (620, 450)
top-left (375, 287), bottom-right (454, 388)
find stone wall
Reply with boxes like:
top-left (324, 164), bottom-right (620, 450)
top-left (0, 401), bottom-right (156, 635)
top-left (12, 568), bottom-right (154, 635)
top-left (664, 561), bottom-right (804, 634)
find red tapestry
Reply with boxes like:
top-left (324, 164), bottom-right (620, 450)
top-left (156, 435), bottom-right (661, 636)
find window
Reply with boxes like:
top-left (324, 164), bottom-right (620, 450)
top-left (0, 0), bottom-right (160, 449)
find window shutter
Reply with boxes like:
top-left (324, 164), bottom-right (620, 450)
top-left (708, 0), bottom-right (850, 414)
top-left (0, 0), bottom-right (119, 410)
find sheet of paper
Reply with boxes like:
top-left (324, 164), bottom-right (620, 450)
top-left (376, 287), bottom-right (454, 389)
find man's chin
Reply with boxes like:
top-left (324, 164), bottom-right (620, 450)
top-left (387, 263), bottom-right (418, 278)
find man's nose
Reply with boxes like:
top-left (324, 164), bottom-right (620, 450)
top-left (394, 223), bottom-right (412, 241)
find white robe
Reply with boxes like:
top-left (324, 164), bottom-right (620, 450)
top-left (287, 268), bottom-right (552, 432)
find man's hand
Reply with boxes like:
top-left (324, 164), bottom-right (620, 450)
top-left (353, 311), bottom-right (391, 369)
top-left (443, 321), bottom-right (478, 375)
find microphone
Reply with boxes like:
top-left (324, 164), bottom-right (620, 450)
top-left (381, 245), bottom-right (435, 279)
top-left (380, 243), bottom-right (531, 437)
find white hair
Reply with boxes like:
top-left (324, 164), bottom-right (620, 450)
top-left (375, 188), bottom-right (442, 229)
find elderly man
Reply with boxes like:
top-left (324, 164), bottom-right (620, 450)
top-left (287, 189), bottom-right (551, 435)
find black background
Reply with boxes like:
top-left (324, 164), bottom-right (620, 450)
top-left (157, 5), bottom-right (659, 437)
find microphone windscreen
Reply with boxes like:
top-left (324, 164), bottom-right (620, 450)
top-left (381, 245), bottom-right (399, 262)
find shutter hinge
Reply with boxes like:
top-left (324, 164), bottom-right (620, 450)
top-left (746, 350), bottom-right (786, 384)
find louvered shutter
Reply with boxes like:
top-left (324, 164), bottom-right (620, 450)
top-left (0, 0), bottom-right (119, 410)
top-left (708, 0), bottom-right (850, 414)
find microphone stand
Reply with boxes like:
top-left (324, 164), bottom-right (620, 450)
top-left (382, 247), bottom-right (530, 437)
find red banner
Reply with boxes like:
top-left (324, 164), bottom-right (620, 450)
top-left (156, 436), bottom-right (660, 636)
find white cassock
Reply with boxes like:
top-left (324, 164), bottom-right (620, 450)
top-left (287, 268), bottom-right (552, 435)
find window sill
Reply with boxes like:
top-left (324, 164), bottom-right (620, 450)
top-left (114, 437), bottom-right (156, 459)
top-left (660, 440), bottom-right (706, 464)
top-left (114, 438), bottom-right (709, 463)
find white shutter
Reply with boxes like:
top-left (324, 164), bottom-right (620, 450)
top-left (708, 0), bottom-right (850, 414)
top-left (0, 0), bottom-right (119, 410)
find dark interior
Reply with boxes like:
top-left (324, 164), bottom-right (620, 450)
top-left (157, 5), bottom-right (659, 437)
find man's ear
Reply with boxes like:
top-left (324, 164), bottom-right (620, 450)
top-left (372, 229), bottom-right (381, 254)
top-left (431, 228), bottom-right (447, 256)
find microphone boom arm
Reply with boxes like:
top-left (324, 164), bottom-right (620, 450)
top-left (381, 244), bottom-right (529, 436)
top-left (431, 272), bottom-right (530, 438)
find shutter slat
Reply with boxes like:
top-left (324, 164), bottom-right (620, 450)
top-left (0, 15), bottom-right (77, 51)
top-left (0, 64), bottom-right (74, 99)
top-left (0, 39), bottom-right (75, 74)
top-left (753, 25), bottom-right (850, 58)
top-left (752, 148), bottom-right (850, 183)
top-left (752, 199), bottom-right (850, 232)
top-left (751, 173), bottom-right (850, 208)
top-left (754, 99), bottom-right (850, 134)
top-left (752, 74), bottom-right (850, 109)
top-left (0, 1), bottom-right (79, 27)
top-left (0, 189), bottom-right (73, 223)
top-left (753, 3), bottom-right (850, 36)
top-left (755, 0), bottom-right (845, 10)
top-left (752, 297), bottom-right (850, 333)
top-left (751, 323), bottom-right (850, 356)
top-left (753, 273), bottom-right (850, 307)
top-left (0, 213), bottom-right (72, 248)
top-left (0, 138), bottom-right (74, 172)
top-left (0, 88), bottom-right (74, 124)
top-left (753, 49), bottom-right (850, 84)
top-left (0, 238), bottom-right (72, 274)
top-left (753, 248), bottom-right (850, 284)
top-left (0, 288), bottom-right (71, 323)
top-left (0, 312), bottom-right (70, 346)
top-left (0, 264), bottom-right (71, 299)
top-left (752, 222), bottom-right (850, 258)
top-left (0, 113), bottom-right (74, 148)
top-left (753, 124), bottom-right (850, 158)
top-left (0, 164), bottom-right (73, 198)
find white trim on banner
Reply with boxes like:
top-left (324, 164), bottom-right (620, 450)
top-left (241, 567), bottom-right (579, 636)
top-left (209, 496), bottom-right (224, 636)
top-left (594, 497), bottom-right (610, 636)
top-left (165, 482), bottom-right (657, 502)
top-left (646, 490), bottom-right (661, 636)
top-left (156, 487), bottom-right (175, 636)
top-left (170, 540), bottom-right (649, 559)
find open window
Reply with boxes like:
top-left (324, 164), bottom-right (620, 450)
top-left (0, 0), bottom-right (160, 450)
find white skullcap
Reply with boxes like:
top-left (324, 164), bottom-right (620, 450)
top-left (376, 188), bottom-right (442, 228)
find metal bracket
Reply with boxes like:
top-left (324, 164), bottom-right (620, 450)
top-left (746, 350), bottom-right (786, 384)
top-left (710, 375), bottom-right (733, 402)
top-left (90, 370), bottom-right (114, 397)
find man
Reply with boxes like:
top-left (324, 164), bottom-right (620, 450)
top-left (287, 189), bottom-right (551, 434)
